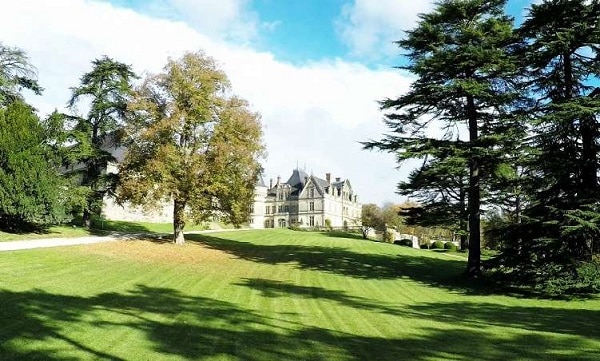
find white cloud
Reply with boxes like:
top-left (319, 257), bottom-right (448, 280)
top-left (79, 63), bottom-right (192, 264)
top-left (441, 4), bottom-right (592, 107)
top-left (128, 0), bottom-right (265, 43)
top-left (1, 0), bottom-right (414, 205)
top-left (337, 0), bottom-right (434, 58)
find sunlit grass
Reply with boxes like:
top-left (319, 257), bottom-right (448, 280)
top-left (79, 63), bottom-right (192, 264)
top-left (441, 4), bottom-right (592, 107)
top-left (0, 229), bottom-right (598, 360)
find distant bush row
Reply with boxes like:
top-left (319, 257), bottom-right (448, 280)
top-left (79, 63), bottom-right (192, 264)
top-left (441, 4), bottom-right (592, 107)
top-left (419, 241), bottom-right (457, 251)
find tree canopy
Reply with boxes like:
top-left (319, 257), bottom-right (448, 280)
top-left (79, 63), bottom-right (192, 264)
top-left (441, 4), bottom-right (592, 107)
top-left (118, 51), bottom-right (264, 244)
top-left (0, 43), bottom-right (42, 106)
top-left (365, 0), bottom-right (520, 277)
top-left (0, 101), bottom-right (69, 230)
top-left (368, 0), bottom-right (600, 294)
top-left (64, 56), bottom-right (137, 228)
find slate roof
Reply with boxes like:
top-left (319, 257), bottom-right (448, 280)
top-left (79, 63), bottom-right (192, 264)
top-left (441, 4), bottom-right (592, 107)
top-left (312, 176), bottom-right (330, 196)
top-left (268, 168), bottom-right (353, 198)
top-left (285, 169), bottom-right (309, 188)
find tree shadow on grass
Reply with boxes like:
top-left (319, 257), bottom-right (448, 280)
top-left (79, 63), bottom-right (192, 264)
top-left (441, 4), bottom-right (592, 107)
top-left (237, 277), bottom-right (600, 340)
top-left (186, 234), bottom-right (497, 294)
top-left (406, 300), bottom-right (600, 340)
top-left (0, 285), bottom-right (597, 360)
top-left (87, 219), bottom-right (151, 236)
top-left (235, 278), bottom-right (405, 316)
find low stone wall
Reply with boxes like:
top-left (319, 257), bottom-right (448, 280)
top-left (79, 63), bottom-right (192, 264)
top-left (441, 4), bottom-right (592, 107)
top-left (102, 197), bottom-right (173, 223)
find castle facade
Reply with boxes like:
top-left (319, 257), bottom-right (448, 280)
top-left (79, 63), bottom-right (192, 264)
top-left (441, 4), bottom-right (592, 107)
top-left (249, 169), bottom-right (362, 229)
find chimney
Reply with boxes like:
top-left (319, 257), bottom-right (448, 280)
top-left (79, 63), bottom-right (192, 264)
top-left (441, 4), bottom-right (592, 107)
top-left (326, 173), bottom-right (331, 183)
top-left (335, 177), bottom-right (341, 182)
top-left (276, 175), bottom-right (281, 186)
top-left (269, 178), bottom-right (273, 189)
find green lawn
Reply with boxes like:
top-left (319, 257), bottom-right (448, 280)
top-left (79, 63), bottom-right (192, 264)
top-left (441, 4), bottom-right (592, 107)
top-left (0, 229), bottom-right (598, 360)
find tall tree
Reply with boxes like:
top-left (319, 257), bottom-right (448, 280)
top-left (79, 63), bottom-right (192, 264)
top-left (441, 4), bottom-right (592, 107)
top-left (0, 43), bottom-right (42, 106)
top-left (66, 56), bottom-right (136, 228)
top-left (361, 203), bottom-right (384, 239)
top-left (364, 0), bottom-right (519, 277)
top-left (0, 101), bottom-right (69, 231)
top-left (118, 51), bottom-right (264, 244)
top-left (490, 0), bottom-right (600, 292)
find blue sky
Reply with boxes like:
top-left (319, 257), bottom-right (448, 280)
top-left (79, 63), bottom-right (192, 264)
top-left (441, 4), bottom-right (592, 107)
top-left (103, 0), bottom-right (536, 66)
top-left (4, 0), bottom-right (538, 205)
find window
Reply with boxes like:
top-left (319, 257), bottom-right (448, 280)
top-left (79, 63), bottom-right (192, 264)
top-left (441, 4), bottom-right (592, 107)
top-left (309, 201), bottom-right (314, 211)
top-left (278, 205), bottom-right (283, 213)
top-left (278, 192), bottom-right (284, 200)
top-left (308, 188), bottom-right (314, 198)
top-left (249, 204), bottom-right (254, 213)
top-left (284, 205), bottom-right (289, 212)
top-left (309, 216), bottom-right (315, 227)
top-left (265, 206), bottom-right (271, 214)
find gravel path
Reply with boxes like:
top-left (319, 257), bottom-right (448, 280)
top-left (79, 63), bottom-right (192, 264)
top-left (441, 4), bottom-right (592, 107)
top-left (0, 235), bottom-right (121, 252)
top-left (0, 228), bottom-right (253, 252)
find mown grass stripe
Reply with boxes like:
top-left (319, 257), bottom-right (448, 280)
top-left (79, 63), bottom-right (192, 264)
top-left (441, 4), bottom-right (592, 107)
top-left (1, 229), bottom-right (599, 360)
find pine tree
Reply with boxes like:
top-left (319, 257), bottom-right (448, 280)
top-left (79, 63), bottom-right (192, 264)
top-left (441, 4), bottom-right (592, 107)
top-left (0, 43), bottom-right (42, 105)
top-left (490, 0), bottom-right (600, 293)
top-left (365, 0), bottom-right (520, 277)
top-left (65, 56), bottom-right (136, 228)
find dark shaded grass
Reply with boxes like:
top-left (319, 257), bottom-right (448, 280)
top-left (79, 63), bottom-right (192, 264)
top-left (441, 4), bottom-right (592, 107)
top-left (0, 285), bottom-right (598, 360)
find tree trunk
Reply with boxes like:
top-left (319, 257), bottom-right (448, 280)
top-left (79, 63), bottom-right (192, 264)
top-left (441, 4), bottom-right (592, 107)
top-left (580, 114), bottom-right (598, 195)
top-left (82, 207), bottom-right (92, 229)
top-left (173, 199), bottom-right (186, 245)
top-left (361, 226), bottom-right (369, 239)
top-left (459, 187), bottom-right (468, 251)
top-left (466, 93), bottom-right (481, 278)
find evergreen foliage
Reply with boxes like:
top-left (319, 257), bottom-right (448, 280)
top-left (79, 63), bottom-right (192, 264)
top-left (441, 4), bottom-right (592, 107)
top-left (0, 43), bottom-right (42, 105)
top-left (486, 0), bottom-right (600, 294)
top-left (64, 56), bottom-right (137, 228)
top-left (399, 155), bottom-right (469, 250)
top-left (365, 0), bottom-right (521, 278)
top-left (0, 101), bottom-right (69, 230)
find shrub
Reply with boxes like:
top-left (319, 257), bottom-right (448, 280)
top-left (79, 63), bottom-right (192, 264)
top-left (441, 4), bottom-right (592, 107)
top-left (431, 241), bottom-right (445, 249)
top-left (420, 243), bottom-right (429, 249)
top-left (576, 262), bottom-right (600, 293)
top-left (444, 242), bottom-right (457, 251)
top-left (383, 230), bottom-right (395, 243)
